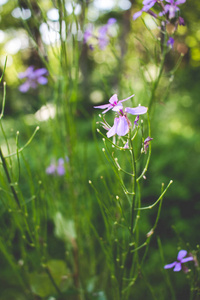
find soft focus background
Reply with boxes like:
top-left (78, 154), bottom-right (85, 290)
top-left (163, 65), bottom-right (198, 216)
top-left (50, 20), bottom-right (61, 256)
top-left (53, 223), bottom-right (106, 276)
top-left (0, 0), bottom-right (200, 299)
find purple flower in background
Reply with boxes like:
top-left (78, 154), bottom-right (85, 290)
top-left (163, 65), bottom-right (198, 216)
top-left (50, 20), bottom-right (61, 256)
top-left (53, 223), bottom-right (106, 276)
top-left (83, 24), bottom-right (93, 43)
top-left (18, 66), bottom-right (48, 93)
top-left (162, 0), bottom-right (186, 19)
top-left (98, 18), bottom-right (117, 50)
top-left (133, 0), bottom-right (161, 20)
top-left (167, 37), bottom-right (174, 48)
top-left (94, 93), bottom-right (135, 114)
top-left (46, 161), bottom-right (57, 175)
top-left (57, 158), bottom-right (66, 176)
top-left (84, 18), bottom-right (116, 50)
top-left (143, 136), bottom-right (153, 153)
top-left (164, 250), bottom-right (193, 272)
top-left (46, 157), bottom-right (68, 176)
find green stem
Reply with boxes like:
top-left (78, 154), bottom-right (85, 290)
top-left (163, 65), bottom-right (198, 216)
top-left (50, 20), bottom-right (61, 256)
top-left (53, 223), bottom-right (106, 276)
top-left (0, 147), bottom-right (21, 209)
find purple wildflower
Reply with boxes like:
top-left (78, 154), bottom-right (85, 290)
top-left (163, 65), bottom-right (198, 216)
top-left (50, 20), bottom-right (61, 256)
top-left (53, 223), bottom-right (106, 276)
top-left (106, 105), bottom-right (147, 138)
top-left (164, 250), bottom-right (193, 272)
top-left (18, 66), bottom-right (48, 93)
top-left (94, 93), bottom-right (135, 114)
top-left (84, 18), bottom-right (116, 50)
top-left (83, 24), bottom-right (93, 43)
top-left (162, 0), bottom-right (186, 19)
top-left (98, 18), bottom-right (117, 50)
top-left (46, 157), bottom-right (68, 176)
top-left (167, 37), bottom-right (174, 48)
top-left (46, 162), bottom-right (57, 175)
top-left (143, 136), bottom-right (153, 153)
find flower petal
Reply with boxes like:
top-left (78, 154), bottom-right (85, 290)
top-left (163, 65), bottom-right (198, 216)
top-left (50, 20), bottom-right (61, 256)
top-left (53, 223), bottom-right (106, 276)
top-left (125, 106), bottom-right (147, 115)
top-left (133, 10), bottom-right (143, 20)
top-left (37, 76), bottom-right (48, 85)
top-left (164, 262), bottom-right (176, 269)
top-left (19, 81), bottom-right (31, 93)
top-left (116, 116), bottom-right (129, 136)
top-left (109, 94), bottom-right (118, 105)
top-left (173, 262), bottom-right (182, 272)
top-left (181, 257), bottom-right (194, 263)
top-left (177, 250), bottom-right (187, 261)
top-left (107, 118), bottom-right (119, 138)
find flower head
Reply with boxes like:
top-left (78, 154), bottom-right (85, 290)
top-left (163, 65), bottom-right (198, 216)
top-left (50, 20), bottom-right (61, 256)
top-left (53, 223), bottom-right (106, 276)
top-left (84, 18), bottom-right (116, 50)
top-left (164, 250), bottom-right (193, 272)
top-left (162, 0), bottom-right (186, 19)
top-left (167, 37), bottom-right (175, 48)
top-left (46, 157), bottom-right (68, 176)
top-left (94, 93), bottom-right (135, 114)
top-left (18, 66), bottom-right (48, 93)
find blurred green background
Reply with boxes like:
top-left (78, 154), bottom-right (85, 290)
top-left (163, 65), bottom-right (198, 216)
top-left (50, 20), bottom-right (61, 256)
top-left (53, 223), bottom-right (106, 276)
top-left (0, 0), bottom-right (199, 299)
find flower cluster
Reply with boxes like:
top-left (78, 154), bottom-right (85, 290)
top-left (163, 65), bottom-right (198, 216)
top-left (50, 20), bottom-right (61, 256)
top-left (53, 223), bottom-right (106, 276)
top-left (18, 66), bottom-right (48, 93)
top-left (46, 157), bottom-right (69, 176)
top-left (84, 18), bottom-right (116, 50)
top-left (133, 0), bottom-right (186, 48)
top-left (94, 94), bottom-right (148, 138)
top-left (164, 250), bottom-right (193, 272)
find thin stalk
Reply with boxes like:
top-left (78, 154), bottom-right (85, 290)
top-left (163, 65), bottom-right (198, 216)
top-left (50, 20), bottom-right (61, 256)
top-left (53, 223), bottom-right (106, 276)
top-left (0, 148), bottom-right (21, 209)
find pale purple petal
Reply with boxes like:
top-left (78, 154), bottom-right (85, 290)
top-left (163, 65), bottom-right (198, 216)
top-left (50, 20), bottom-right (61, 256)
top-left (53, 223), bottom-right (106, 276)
top-left (98, 37), bottom-right (109, 50)
top-left (34, 68), bottom-right (48, 77)
top-left (19, 81), bottom-right (31, 93)
top-left (46, 163), bottom-right (56, 175)
top-left (107, 18), bottom-right (117, 25)
top-left (133, 10), bottom-right (143, 20)
top-left (116, 116), bottom-right (129, 136)
top-left (164, 262), bottom-right (176, 269)
top-left (125, 106), bottom-right (147, 115)
top-left (173, 262), bottom-right (182, 272)
top-left (107, 118), bottom-right (119, 138)
top-left (57, 165), bottom-right (65, 176)
top-left (109, 94), bottom-right (118, 105)
top-left (181, 257), bottom-right (194, 263)
top-left (18, 66), bottom-right (34, 79)
top-left (119, 94), bottom-right (135, 103)
top-left (177, 250), bottom-right (187, 261)
top-left (37, 76), bottom-right (48, 85)
top-left (175, 0), bottom-right (186, 4)
top-left (94, 103), bottom-right (110, 109)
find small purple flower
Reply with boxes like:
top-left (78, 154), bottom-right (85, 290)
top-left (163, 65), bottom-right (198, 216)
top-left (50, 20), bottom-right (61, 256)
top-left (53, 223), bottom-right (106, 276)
top-left (167, 37), bottom-right (174, 48)
top-left (94, 93), bottom-right (135, 114)
top-left (46, 157), bottom-right (68, 176)
top-left (144, 136), bottom-right (153, 153)
top-left (164, 250), bottom-right (193, 272)
top-left (18, 66), bottom-right (48, 93)
top-left (163, 0), bottom-right (186, 19)
top-left (98, 18), bottom-right (117, 50)
top-left (84, 18), bottom-right (116, 50)
top-left (83, 24), bottom-right (93, 43)
top-left (46, 162), bottom-right (57, 175)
